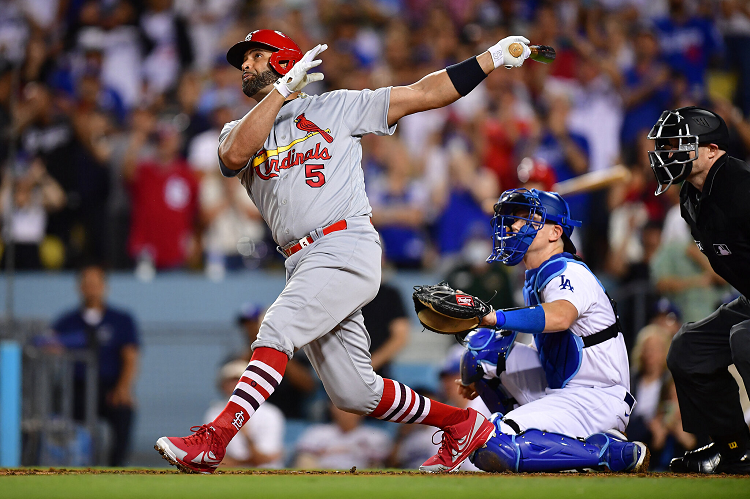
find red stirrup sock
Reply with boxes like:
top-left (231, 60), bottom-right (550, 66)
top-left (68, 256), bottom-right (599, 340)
top-left (370, 378), bottom-right (470, 429)
top-left (210, 347), bottom-right (288, 446)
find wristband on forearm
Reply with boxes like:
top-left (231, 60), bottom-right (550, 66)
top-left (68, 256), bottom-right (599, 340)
top-left (446, 56), bottom-right (487, 97)
top-left (495, 306), bottom-right (546, 334)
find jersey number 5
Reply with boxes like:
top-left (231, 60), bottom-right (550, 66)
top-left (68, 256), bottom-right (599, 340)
top-left (305, 164), bottom-right (325, 188)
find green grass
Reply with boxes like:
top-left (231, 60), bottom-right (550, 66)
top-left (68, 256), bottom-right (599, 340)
top-left (2, 472), bottom-right (750, 499)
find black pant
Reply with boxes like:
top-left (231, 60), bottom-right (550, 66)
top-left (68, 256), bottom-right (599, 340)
top-left (667, 295), bottom-right (750, 436)
top-left (74, 379), bottom-right (134, 466)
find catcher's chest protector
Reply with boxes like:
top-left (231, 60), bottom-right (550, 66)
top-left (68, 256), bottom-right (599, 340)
top-left (523, 253), bottom-right (594, 389)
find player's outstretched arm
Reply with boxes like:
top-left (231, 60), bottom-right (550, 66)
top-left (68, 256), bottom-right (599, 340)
top-left (386, 36), bottom-right (530, 126)
top-left (479, 299), bottom-right (578, 333)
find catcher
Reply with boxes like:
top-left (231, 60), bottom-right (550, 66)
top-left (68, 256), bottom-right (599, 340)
top-left (413, 188), bottom-right (649, 472)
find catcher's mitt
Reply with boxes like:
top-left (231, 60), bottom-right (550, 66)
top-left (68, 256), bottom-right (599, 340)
top-left (412, 282), bottom-right (492, 334)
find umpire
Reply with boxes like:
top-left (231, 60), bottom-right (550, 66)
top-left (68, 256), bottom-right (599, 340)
top-left (648, 106), bottom-right (750, 474)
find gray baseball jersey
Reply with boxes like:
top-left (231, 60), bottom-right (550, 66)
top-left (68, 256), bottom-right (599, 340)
top-left (219, 87), bottom-right (396, 247)
top-left (217, 87), bottom-right (396, 415)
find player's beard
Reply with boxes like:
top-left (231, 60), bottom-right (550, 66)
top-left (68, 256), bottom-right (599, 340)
top-left (242, 69), bottom-right (278, 98)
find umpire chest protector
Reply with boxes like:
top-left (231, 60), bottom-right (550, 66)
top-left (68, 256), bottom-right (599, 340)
top-left (523, 253), bottom-right (621, 389)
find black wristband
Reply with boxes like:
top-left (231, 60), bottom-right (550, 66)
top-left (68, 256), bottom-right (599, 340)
top-left (446, 56), bottom-right (487, 97)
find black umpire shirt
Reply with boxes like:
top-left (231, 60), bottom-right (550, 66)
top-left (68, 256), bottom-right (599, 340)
top-left (679, 153), bottom-right (750, 298)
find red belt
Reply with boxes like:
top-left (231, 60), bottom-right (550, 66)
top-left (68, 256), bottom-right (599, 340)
top-left (281, 220), bottom-right (348, 257)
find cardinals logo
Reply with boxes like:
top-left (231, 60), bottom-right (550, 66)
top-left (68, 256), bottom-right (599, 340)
top-left (295, 113), bottom-right (333, 143)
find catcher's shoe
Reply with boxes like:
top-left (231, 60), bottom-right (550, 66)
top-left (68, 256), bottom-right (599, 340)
top-left (155, 425), bottom-right (226, 474)
top-left (419, 408), bottom-right (496, 473)
top-left (670, 442), bottom-right (750, 474)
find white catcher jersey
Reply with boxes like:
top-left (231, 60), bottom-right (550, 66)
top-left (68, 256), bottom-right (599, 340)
top-left (218, 87), bottom-right (397, 247)
top-left (539, 261), bottom-right (630, 391)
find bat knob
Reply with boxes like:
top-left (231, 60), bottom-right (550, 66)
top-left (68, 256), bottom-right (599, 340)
top-left (508, 42), bottom-right (524, 58)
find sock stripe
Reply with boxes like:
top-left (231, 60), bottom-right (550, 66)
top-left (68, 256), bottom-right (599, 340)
top-left (405, 394), bottom-right (426, 424)
top-left (246, 364), bottom-right (281, 389)
top-left (239, 372), bottom-right (275, 397)
top-left (383, 381), bottom-right (408, 420)
top-left (235, 381), bottom-right (269, 403)
top-left (412, 397), bottom-right (431, 424)
top-left (228, 396), bottom-right (255, 416)
top-left (391, 387), bottom-right (414, 422)
top-left (394, 389), bottom-right (418, 423)
top-left (249, 359), bottom-right (283, 383)
top-left (232, 388), bottom-right (260, 411)
top-left (380, 379), bottom-right (401, 419)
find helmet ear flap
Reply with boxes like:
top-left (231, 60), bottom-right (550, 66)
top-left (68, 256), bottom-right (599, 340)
top-left (270, 47), bottom-right (302, 75)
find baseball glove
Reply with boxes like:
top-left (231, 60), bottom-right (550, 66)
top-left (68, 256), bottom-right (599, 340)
top-left (412, 282), bottom-right (492, 334)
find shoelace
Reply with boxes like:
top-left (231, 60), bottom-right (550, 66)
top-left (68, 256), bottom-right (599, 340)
top-left (431, 429), bottom-right (459, 459)
top-left (184, 425), bottom-right (224, 460)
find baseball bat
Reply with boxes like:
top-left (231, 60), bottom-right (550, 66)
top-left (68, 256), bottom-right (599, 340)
top-left (508, 43), bottom-right (556, 64)
top-left (552, 165), bottom-right (631, 196)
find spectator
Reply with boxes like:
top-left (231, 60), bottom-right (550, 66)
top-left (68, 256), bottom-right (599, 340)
top-left (619, 25), bottom-right (672, 155)
top-left (0, 158), bottom-right (66, 269)
top-left (653, 0), bottom-right (724, 97)
top-left (48, 264), bottom-right (140, 466)
top-left (627, 324), bottom-right (672, 468)
top-left (649, 378), bottom-right (699, 470)
top-left (362, 273), bottom-right (410, 379)
top-left (529, 94), bottom-right (590, 226)
top-left (123, 118), bottom-right (199, 270)
top-left (191, 106), bottom-right (268, 275)
top-left (234, 303), bottom-right (317, 420)
top-left (293, 404), bottom-right (392, 470)
top-left (717, 0), bottom-right (750, 117)
top-left (649, 297), bottom-right (683, 337)
top-left (204, 360), bottom-right (285, 469)
top-left (433, 137), bottom-right (498, 258)
top-left (650, 230), bottom-right (728, 324)
top-left (368, 135), bottom-right (430, 268)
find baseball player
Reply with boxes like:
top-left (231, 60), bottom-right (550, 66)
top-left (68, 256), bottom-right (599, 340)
top-left (453, 188), bottom-right (649, 472)
top-left (155, 29), bottom-right (532, 473)
top-left (647, 106), bottom-right (750, 474)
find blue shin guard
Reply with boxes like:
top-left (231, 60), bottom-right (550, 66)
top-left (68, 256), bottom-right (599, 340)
top-left (471, 421), bottom-right (648, 472)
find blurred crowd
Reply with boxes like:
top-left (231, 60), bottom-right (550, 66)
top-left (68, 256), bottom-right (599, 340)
top-left (4, 0), bottom-right (750, 470)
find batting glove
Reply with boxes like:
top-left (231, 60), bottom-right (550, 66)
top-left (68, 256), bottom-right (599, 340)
top-left (274, 43), bottom-right (327, 98)
top-left (488, 36), bottom-right (531, 69)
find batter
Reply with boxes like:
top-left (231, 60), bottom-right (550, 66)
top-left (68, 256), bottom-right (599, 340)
top-left (155, 29), bottom-right (532, 473)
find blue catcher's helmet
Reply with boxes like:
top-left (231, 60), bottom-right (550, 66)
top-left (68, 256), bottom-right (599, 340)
top-left (487, 188), bottom-right (581, 266)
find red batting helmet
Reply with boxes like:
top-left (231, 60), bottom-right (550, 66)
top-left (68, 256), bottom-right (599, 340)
top-left (226, 29), bottom-right (303, 75)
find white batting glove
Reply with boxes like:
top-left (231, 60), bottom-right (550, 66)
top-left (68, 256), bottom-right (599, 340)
top-left (274, 43), bottom-right (327, 98)
top-left (487, 36), bottom-right (531, 69)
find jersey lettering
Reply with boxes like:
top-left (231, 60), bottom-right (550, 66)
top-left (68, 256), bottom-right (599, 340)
top-left (559, 275), bottom-right (574, 292)
top-left (254, 143), bottom-right (332, 181)
top-left (305, 164), bottom-right (326, 187)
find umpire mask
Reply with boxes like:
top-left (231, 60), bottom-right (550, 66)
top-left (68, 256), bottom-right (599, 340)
top-left (647, 106), bottom-right (729, 195)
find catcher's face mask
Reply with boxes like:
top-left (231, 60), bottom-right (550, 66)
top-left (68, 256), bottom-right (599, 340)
top-left (488, 188), bottom-right (546, 266)
top-left (647, 109), bottom-right (699, 195)
top-left (488, 188), bottom-right (581, 266)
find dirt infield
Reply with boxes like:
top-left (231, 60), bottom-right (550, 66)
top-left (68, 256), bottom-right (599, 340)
top-left (0, 468), bottom-right (744, 478)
